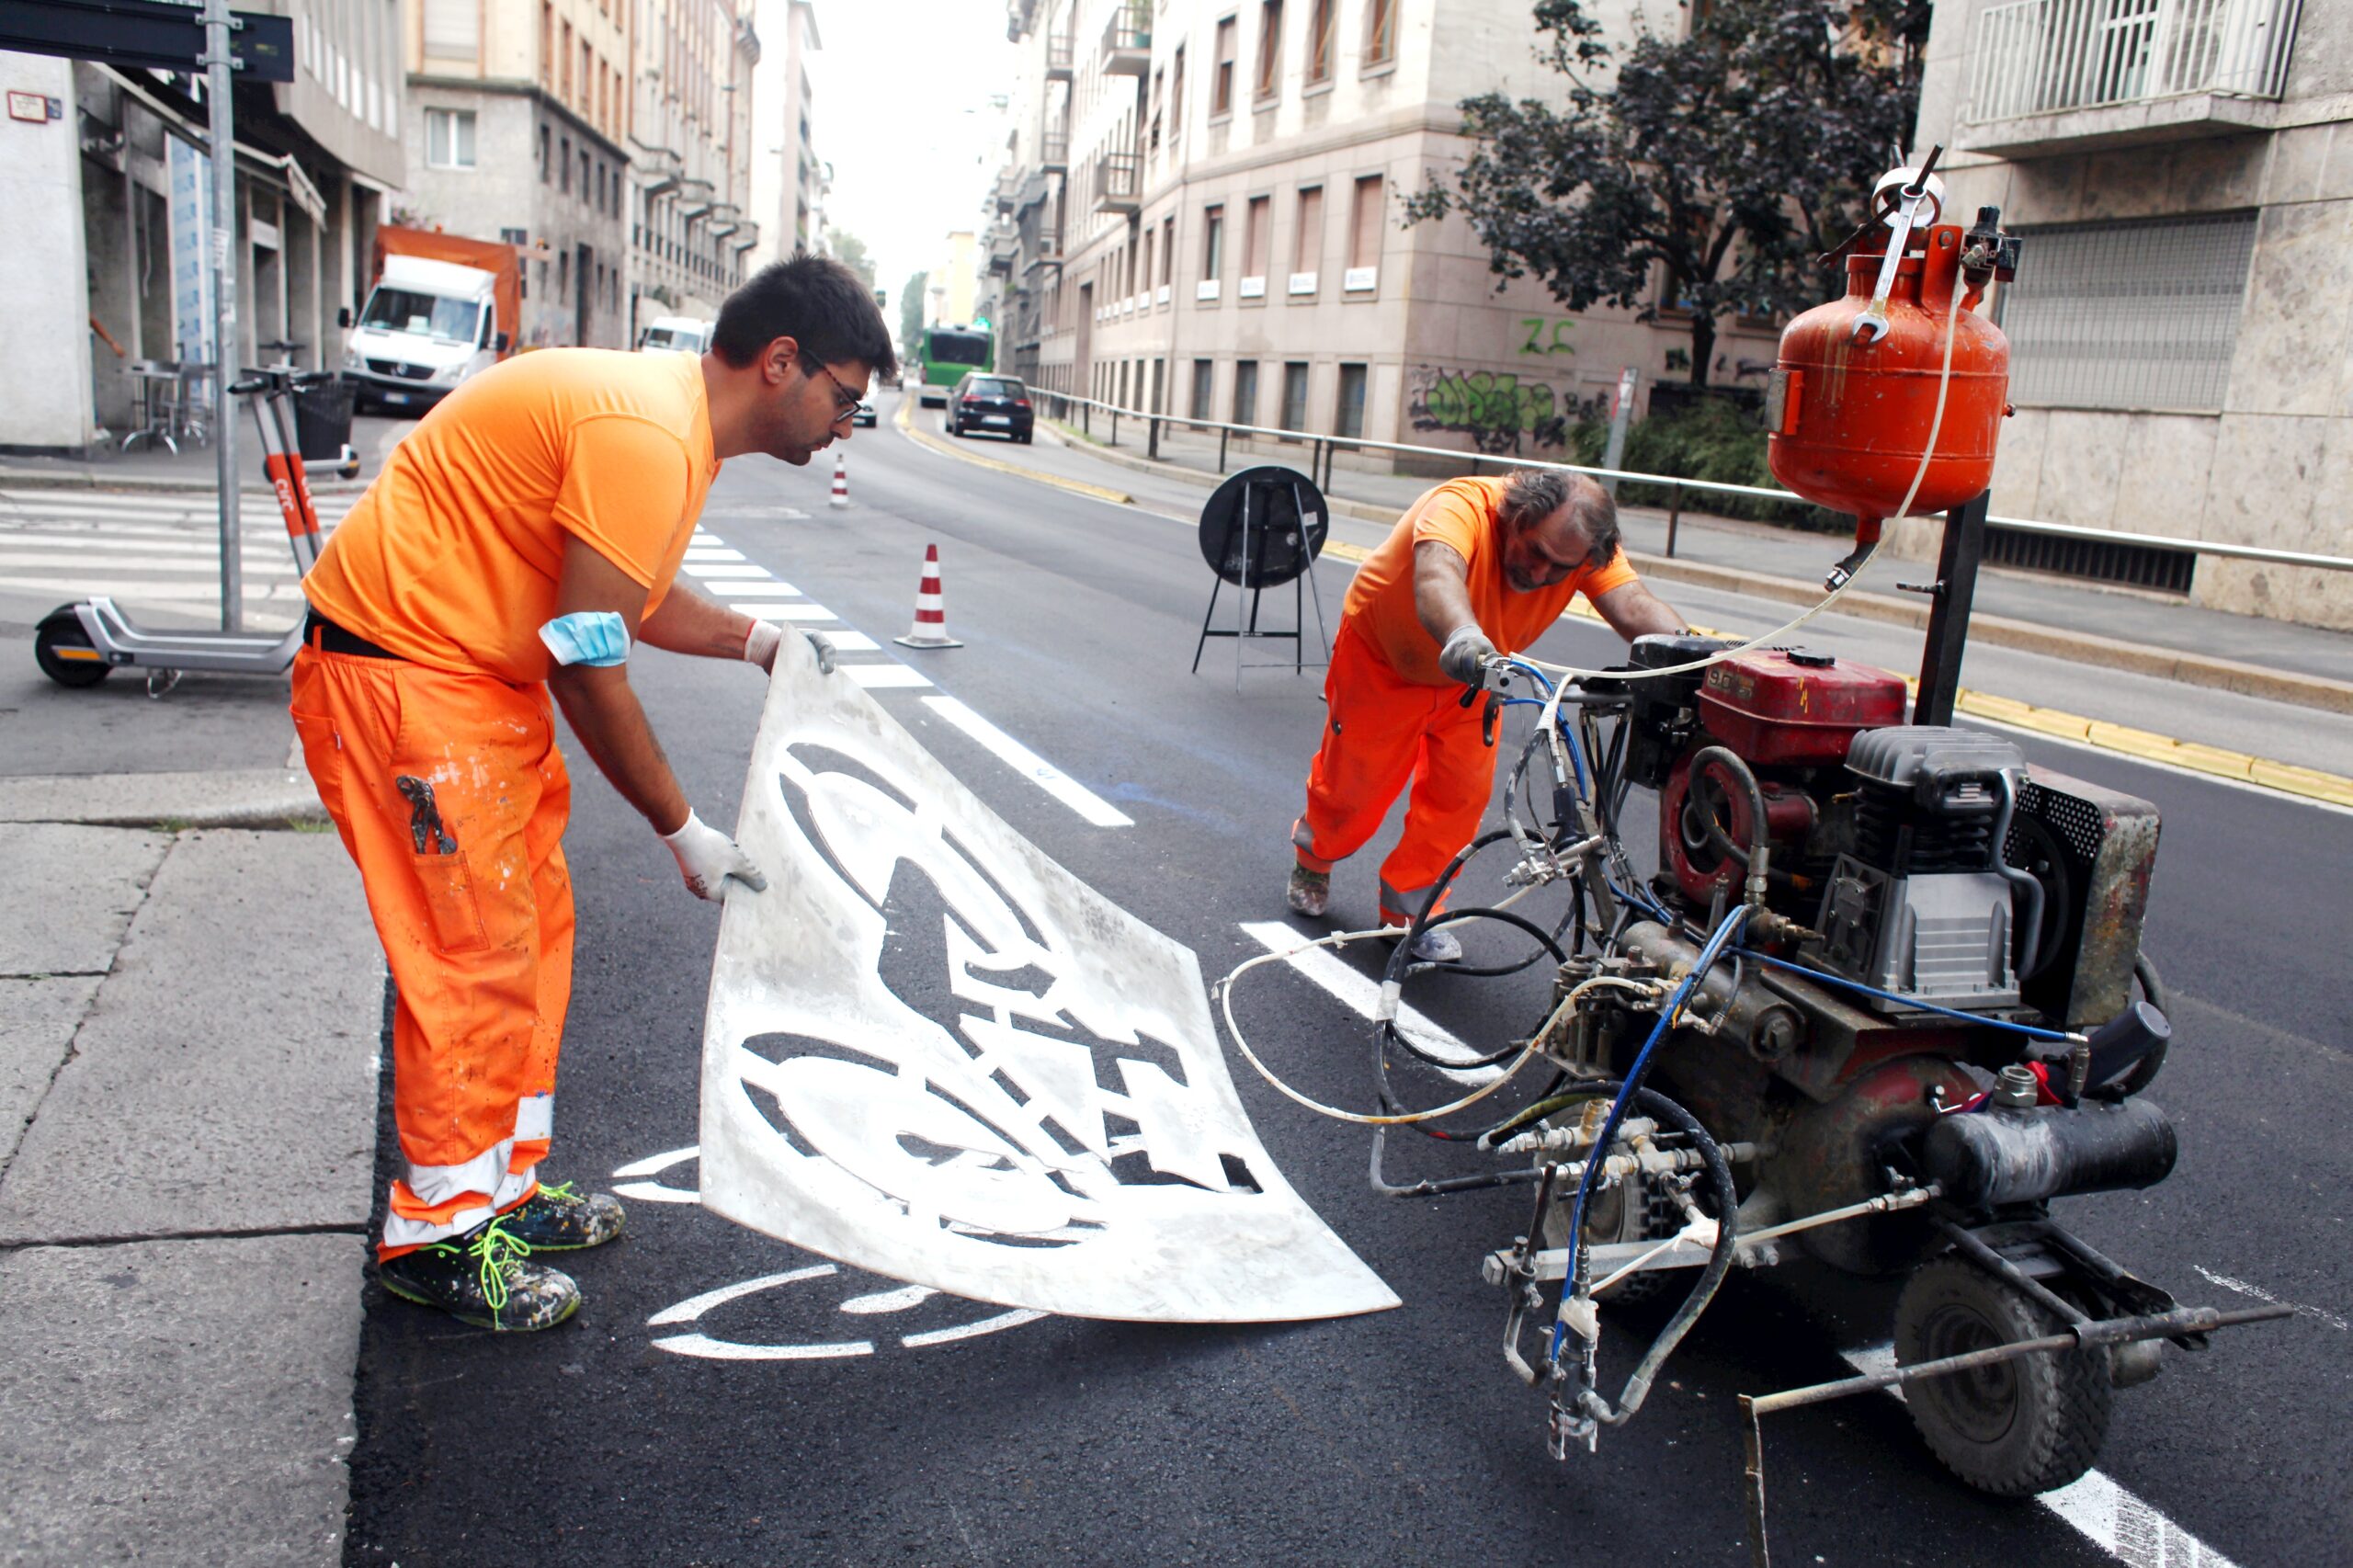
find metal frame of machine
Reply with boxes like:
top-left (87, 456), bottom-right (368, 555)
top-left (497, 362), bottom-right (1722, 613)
top-left (1217, 160), bottom-right (2289, 1563)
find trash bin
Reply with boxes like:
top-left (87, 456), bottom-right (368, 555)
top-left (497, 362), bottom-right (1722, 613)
top-left (294, 378), bottom-right (357, 462)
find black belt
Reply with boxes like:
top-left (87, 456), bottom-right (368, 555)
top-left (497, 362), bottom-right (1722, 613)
top-left (303, 608), bottom-right (402, 660)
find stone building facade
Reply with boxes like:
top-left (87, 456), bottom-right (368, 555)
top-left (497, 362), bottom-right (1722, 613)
top-left (401, 0), bottom-right (632, 348)
top-left (1914, 0), bottom-right (2348, 627)
top-left (2, 1), bottom-right (405, 452)
top-left (746, 0), bottom-right (823, 265)
top-left (628, 0), bottom-right (762, 334)
top-left (991, 0), bottom-right (1768, 468)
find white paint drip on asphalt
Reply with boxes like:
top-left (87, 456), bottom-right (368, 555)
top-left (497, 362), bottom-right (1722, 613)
top-left (1234, 921), bottom-right (1495, 1085)
top-left (919, 694), bottom-right (1133, 827)
top-left (844, 665), bottom-right (933, 689)
top-left (1836, 1345), bottom-right (2244, 1567)
top-left (2192, 1264), bottom-right (2348, 1330)
top-left (901, 1310), bottom-right (1049, 1347)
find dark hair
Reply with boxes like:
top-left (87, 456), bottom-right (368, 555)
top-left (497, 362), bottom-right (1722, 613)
top-left (1499, 468), bottom-right (1620, 569)
top-left (711, 251), bottom-right (898, 381)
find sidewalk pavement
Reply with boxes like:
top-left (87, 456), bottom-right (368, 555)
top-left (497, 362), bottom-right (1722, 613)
top-left (1029, 414), bottom-right (2353, 703)
top-left (0, 639), bottom-right (381, 1566)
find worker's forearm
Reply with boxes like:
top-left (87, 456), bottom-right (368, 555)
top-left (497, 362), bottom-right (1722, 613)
top-left (548, 666), bottom-right (690, 835)
top-left (1595, 581), bottom-right (1687, 642)
top-left (636, 580), bottom-right (756, 660)
top-left (1413, 541), bottom-right (1478, 644)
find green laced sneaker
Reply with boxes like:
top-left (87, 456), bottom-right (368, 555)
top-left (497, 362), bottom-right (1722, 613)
top-left (377, 1215), bottom-right (580, 1332)
top-left (497, 1180), bottom-right (626, 1252)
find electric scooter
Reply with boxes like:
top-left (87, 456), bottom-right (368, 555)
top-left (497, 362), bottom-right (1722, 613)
top-left (31, 368), bottom-right (348, 695)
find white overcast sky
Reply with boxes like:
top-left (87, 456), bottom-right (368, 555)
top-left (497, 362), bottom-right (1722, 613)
top-left (804, 2), bottom-right (1018, 310)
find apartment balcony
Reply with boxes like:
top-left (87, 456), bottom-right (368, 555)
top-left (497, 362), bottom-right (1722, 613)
top-left (1039, 129), bottom-right (1069, 172)
top-left (1016, 169), bottom-right (1051, 211)
top-left (1091, 151), bottom-right (1140, 215)
top-left (986, 226), bottom-right (1019, 275)
top-left (1022, 235), bottom-right (1064, 272)
top-left (992, 169), bottom-right (1019, 215)
top-left (1044, 30), bottom-right (1073, 82)
top-left (1100, 5), bottom-right (1149, 76)
top-left (1962, 0), bottom-right (2303, 156)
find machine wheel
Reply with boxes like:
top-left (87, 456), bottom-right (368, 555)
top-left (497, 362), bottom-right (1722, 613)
top-left (1540, 1172), bottom-right (1686, 1306)
top-left (1894, 1257), bottom-right (2111, 1497)
top-left (34, 608), bottom-right (110, 687)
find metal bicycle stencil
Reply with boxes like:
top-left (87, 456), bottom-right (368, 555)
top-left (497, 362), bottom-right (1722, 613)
top-left (699, 639), bottom-right (1397, 1323)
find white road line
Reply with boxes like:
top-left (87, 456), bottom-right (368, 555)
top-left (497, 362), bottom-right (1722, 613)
top-left (1233, 921), bottom-right (1493, 1084)
top-left (901, 1309), bottom-right (1048, 1347)
top-left (919, 695), bottom-right (1133, 828)
top-left (683, 562), bottom-right (778, 579)
top-left (2191, 1264), bottom-right (2348, 1331)
top-left (843, 664), bottom-right (933, 690)
top-left (729, 602), bottom-right (834, 621)
top-left (649, 1335), bottom-right (876, 1360)
top-left (813, 629), bottom-right (878, 652)
top-left (838, 1283), bottom-right (936, 1314)
top-left (1837, 1345), bottom-right (2243, 1566)
top-left (716, 579), bottom-right (800, 596)
top-left (682, 546), bottom-right (745, 562)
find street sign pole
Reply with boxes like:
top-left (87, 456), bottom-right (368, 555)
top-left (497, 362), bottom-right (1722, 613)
top-left (202, 0), bottom-right (240, 631)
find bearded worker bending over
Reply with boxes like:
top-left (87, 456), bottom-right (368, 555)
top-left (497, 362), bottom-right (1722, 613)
top-left (294, 253), bottom-right (893, 1331)
top-left (1288, 469), bottom-right (1685, 962)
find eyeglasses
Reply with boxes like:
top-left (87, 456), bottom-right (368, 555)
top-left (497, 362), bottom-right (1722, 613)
top-left (811, 359), bottom-right (862, 421)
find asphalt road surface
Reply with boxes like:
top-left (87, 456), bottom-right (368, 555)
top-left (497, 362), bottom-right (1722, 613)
top-left (342, 393), bottom-right (2352, 1568)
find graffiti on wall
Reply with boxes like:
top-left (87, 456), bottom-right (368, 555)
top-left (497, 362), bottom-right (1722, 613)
top-left (1408, 367), bottom-right (1573, 455)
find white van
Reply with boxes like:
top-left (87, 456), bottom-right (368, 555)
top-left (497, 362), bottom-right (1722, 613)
top-left (638, 316), bottom-right (713, 355)
top-left (340, 256), bottom-right (506, 413)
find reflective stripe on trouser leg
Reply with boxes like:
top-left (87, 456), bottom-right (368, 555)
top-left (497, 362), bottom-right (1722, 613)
top-left (1294, 622), bottom-right (1449, 875)
top-left (289, 648), bottom-right (574, 1259)
top-left (1376, 695), bottom-right (1500, 927)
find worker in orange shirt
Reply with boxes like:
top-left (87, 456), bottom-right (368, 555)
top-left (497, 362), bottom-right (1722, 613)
top-left (1289, 469), bottom-right (1686, 961)
top-left (295, 254), bottom-right (894, 1331)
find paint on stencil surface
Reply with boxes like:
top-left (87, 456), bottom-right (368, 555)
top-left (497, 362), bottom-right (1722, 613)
top-left (693, 645), bottom-right (1398, 1323)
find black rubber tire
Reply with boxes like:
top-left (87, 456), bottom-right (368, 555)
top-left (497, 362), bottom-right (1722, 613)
top-left (1894, 1256), bottom-right (2111, 1497)
top-left (1017, 431), bottom-right (1034, 445)
top-left (1540, 1172), bottom-right (1685, 1306)
top-left (947, 417), bottom-right (961, 437)
top-left (34, 609), bottom-right (110, 687)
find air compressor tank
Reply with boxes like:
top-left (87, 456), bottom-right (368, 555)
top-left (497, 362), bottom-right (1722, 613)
top-left (1766, 222), bottom-right (2011, 545)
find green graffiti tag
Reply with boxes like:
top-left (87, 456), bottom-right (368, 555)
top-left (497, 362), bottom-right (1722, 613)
top-left (1411, 369), bottom-right (1566, 454)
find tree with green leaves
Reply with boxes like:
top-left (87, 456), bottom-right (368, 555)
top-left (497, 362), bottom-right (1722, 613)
top-left (825, 227), bottom-right (879, 290)
top-left (898, 271), bottom-right (928, 359)
top-left (1404, 0), bottom-right (1930, 388)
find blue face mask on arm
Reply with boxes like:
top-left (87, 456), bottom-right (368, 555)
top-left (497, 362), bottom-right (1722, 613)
top-left (539, 610), bottom-right (631, 668)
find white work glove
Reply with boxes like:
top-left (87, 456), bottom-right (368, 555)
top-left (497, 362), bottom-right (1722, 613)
top-left (1438, 625), bottom-right (1498, 687)
top-left (661, 809), bottom-right (767, 900)
top-left (743, 619), bottom-right (835, 676)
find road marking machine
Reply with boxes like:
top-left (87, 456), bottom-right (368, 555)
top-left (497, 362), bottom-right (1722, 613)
top-left (1218, 156), bottom-right (2290, 1563)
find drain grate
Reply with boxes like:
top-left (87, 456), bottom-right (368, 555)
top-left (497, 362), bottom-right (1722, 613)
top-left (1984, 525), bottom-right (2195, 595)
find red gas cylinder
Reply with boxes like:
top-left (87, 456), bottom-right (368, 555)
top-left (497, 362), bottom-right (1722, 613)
top-left (1766, 223), bottom-right (2010, 548)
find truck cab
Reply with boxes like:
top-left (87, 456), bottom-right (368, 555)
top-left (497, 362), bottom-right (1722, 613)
top-left (340, 255), bottom-right (507, 414)
top-left (637, 316), bottom-right (712, 355)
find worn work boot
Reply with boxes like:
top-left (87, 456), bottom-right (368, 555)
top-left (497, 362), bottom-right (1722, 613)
top-left (377, 1215), bottom-right (580, 1332)
top-left (498, 1180), bottom-right (626, 1252)
top-left (1286, 865), bottom-right (1331, 918)
top-left (1391, 924), bottom-right (1463, 966)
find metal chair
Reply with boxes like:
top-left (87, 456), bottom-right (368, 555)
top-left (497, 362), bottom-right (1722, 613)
top-left (120, 361), bottom-right (181, 454)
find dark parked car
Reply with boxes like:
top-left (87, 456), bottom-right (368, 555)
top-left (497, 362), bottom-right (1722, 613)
top-left (946, 373), bottom-right (1033, 443)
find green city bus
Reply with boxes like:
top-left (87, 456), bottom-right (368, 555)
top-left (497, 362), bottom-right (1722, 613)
top-left (916, 324), bottom-right (993, 407)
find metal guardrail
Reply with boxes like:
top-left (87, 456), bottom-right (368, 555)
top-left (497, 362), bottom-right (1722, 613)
top-left (1030, 390), bottom-right (2353, 576)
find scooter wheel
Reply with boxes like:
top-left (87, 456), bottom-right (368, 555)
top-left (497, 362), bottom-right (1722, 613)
top-left (1894, 1256), bottom-right (2111, 1496)
top-left (34, 608), bottom-right (110, 687)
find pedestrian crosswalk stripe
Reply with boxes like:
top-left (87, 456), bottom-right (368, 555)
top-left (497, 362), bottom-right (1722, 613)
top-left (842, 664), bottom-right (931, 689)
top-left (728, 601), bottom-right (832, 621)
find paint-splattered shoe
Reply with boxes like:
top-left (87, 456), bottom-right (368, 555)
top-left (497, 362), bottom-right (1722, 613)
top-left (497, 1181), bottom-right (626, 1252)
top-left (1286, 865), bottom-right (1331, 918)
top-left (377, 1216), bottom-right (580, 1333)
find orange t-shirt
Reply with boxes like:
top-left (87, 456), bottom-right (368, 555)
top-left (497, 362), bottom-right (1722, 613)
top-left (303, 347), bottom-right (720, 684)
top-left (1341, 476), bottom-right (1640, 686)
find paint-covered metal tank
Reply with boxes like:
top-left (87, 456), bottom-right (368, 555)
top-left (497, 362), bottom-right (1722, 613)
top-left (1765, 223), bottom-right (2010, 546)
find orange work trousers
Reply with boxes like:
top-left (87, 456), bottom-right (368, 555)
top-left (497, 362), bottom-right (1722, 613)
top-left (1292, 620), bottom-right (1497, 926)
top-left (290, 645), bottom-right (574, 1259)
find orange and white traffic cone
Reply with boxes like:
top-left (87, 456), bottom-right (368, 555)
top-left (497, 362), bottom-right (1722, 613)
top-left (892, 543), bottom-right (964, 649)
top-left (829, 449), bottom-right (849, 509)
